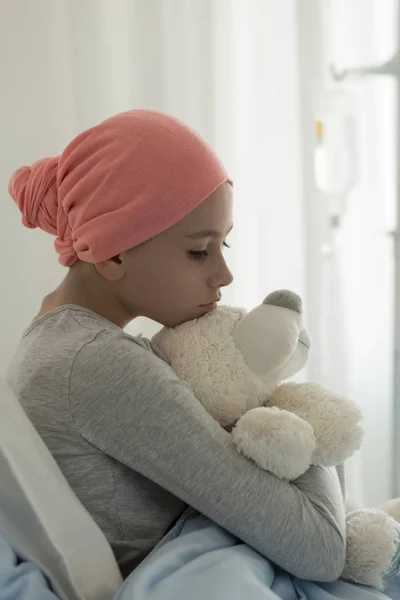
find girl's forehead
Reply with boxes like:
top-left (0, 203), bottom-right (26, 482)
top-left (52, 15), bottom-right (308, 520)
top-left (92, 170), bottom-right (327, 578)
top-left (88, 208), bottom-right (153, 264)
top-left (175, 183), bottom-right (233, 232)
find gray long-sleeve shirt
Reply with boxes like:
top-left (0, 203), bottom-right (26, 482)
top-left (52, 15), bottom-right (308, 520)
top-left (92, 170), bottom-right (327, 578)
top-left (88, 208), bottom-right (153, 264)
top-left (7, 306), bottom-right (346, 581)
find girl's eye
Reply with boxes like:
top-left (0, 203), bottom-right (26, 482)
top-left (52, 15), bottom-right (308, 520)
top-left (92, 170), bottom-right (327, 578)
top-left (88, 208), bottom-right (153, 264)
top-left (189, 250), bottom-right (208, 260)
top-left (189, 242), bottom-right (231, 261)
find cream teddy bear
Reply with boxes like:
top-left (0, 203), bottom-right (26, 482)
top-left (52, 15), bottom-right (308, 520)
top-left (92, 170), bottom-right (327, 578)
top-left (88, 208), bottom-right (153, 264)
top-left (153, 290), bottom-right (400, 589)
top-left (154, 290), bottom-right (363, 480)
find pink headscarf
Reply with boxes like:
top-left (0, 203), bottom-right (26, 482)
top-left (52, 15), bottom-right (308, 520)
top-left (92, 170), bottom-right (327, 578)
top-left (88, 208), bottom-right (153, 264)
top-left (9, 110), bottom-right (231, 266)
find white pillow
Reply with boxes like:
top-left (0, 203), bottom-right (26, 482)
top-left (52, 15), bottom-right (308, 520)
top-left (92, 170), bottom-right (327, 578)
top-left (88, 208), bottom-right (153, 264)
top-left (0, 379), bottom-right (123, 600)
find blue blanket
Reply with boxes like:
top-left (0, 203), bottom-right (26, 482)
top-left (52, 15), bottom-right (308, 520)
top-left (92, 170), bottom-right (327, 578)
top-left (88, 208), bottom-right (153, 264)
top-left (116, 509), bottom-right (400, 600)
top-left (0, 530), bottom-right (58, 600)
top-left (2, 511), bottom-right (400, 600)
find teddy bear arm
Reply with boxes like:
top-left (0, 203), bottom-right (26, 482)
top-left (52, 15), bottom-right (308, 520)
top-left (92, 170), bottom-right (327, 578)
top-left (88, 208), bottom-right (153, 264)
top-left (265, 383), bottom-right (363, 467)
top-left (232, 406), bottom-right (316, 481)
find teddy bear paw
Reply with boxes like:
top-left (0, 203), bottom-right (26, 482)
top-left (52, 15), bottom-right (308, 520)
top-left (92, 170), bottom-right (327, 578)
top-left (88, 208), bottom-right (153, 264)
top-left (232, 406), bottom-right (316, 480)
top-left (343, 509), bottom-right (400, 590)
top-left (380, 498), bottom-right (400, 523)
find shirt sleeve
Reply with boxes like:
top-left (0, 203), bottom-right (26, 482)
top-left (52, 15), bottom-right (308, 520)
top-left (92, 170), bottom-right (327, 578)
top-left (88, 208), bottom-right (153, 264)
top-left (68, 331), bottom-right (346, 582)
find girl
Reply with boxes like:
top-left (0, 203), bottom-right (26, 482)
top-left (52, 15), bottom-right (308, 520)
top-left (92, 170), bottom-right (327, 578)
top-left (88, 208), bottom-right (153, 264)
top-left (7, 109), bottom-right (345, 581)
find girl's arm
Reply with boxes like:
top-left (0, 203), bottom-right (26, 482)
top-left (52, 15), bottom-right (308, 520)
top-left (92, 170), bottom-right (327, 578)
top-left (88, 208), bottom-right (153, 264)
top-left (69, 333), bottom-right (346, 582)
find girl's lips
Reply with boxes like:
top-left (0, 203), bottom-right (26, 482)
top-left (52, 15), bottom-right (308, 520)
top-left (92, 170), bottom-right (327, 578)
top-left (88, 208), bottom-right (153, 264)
top-left (200, 302), bottom-right (218, 311)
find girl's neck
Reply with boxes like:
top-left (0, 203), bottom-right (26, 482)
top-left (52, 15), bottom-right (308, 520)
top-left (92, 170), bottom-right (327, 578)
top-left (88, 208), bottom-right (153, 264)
top-left (35, 264), bottom-right (132, 328)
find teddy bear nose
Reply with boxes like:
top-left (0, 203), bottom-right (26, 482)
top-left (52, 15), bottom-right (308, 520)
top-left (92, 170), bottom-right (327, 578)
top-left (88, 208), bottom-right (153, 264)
top-left (263, 290), bottom-right (303, 314)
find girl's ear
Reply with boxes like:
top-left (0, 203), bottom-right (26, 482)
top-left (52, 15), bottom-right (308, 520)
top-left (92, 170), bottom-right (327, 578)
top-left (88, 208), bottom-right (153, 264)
top-left (95, 255), bottom-right (126, 281)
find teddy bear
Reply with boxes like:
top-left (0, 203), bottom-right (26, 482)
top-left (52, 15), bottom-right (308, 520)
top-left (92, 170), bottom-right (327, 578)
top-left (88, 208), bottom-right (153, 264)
top-left (153, 290), bottom-right (363, 480)
top-left (152, 289), bottom-right (400, 589)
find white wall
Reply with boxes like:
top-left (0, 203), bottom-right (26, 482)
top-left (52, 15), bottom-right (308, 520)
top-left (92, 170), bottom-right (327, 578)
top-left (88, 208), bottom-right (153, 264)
top-left (0, 0), bottom-right (75, 377)
top-left (1, 1), bottom-right (304, 376)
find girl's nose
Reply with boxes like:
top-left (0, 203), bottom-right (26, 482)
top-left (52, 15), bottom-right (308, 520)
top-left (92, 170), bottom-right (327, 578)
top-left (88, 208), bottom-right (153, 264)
top-left (209, 257), bottom-right (233, 289)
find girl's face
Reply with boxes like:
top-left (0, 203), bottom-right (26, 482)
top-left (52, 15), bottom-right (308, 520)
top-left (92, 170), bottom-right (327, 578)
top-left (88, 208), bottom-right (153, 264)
top-left (118, 182), bottom-right (233, 327)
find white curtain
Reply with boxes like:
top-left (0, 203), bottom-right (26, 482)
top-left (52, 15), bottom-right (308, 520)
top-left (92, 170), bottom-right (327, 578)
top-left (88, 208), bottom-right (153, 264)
top-left (298, 0), bottom-right (398, 505)
top-left (1, 0), bottom-right (304, 358)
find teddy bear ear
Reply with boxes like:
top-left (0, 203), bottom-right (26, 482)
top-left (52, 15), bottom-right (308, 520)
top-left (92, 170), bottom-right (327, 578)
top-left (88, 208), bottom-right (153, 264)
top-left (263, 290), bottom-right (302, 314)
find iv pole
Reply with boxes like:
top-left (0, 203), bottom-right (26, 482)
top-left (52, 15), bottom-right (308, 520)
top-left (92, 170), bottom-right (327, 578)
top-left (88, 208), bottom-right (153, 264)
top-left (331, 50), bottom-right (400, 495)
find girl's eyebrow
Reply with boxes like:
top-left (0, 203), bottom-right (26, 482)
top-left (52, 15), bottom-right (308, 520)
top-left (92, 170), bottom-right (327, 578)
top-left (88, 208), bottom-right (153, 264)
top-left (186, 224), bottom-right (233, 239)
